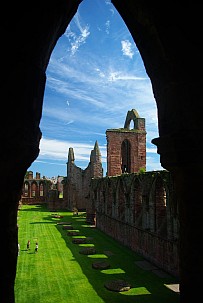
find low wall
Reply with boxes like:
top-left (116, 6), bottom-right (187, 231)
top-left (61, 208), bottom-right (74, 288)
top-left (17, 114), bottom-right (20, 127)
top-left (96, 213), bottom-right (179, 277)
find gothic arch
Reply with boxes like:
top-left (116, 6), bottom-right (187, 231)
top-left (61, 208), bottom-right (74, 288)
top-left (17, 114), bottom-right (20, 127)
top-left (151, 176), bottom-right (167, 237)
top-left (121, 139), bottom-right (131, 173)
top-left (31, 181), bottom-right (38, 197)
top-left (2, 2), bottom-right (203, 302)
top-left (23, 181), bottom-right (30, 197)
top-left (131, 177), bottom-right (142, 226)
top-left (39, 182), bottom-right (44, 197)
top-left (124, 109), bottom-right (140, 129)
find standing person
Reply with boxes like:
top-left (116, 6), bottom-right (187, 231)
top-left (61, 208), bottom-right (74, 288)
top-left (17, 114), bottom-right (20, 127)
top-left (27, 240), bottom-right (30, 250)
top-left (18, 243), bottom-right (20, 256)
top-left (35, 242), bottom-right (38, 253)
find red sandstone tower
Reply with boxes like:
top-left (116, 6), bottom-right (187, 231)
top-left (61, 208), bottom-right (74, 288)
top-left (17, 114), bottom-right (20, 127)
top-left (106, 109), bottom-right (146, 176)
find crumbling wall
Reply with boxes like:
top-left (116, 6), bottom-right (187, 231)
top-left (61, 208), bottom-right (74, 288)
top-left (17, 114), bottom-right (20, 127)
top-left (90, 170), bottom-right (179, 277)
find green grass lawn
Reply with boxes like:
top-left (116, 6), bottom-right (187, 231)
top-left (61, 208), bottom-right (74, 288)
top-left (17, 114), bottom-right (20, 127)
top-left (15, 204), bottom-right (180, 303)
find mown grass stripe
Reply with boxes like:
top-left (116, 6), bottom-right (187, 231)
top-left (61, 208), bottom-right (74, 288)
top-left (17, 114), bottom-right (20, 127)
top-left (15, 204), bottom-right (179, 303)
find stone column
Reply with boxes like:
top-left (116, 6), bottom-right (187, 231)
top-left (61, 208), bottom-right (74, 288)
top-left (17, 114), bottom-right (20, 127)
top-left (152, 134), bottom-right (203, 302)
top-left (1, 2), bottom-right (81, 301)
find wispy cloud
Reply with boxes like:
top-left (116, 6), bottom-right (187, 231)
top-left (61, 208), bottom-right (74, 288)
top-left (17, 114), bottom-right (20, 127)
top-left (146, 155), bottom-right (163, 171)
top-left (105, 20), bottom-right (110, 34)
top-left (64, 12), bottom-right (90, 55)
top-left (34, 160), bottom-right (65, 166)
top-left (43, 55), bottom-right (158, 141)
top-left (29, 0), bottom-right (161, 177)
top-left (35, 136), bottom-right (161, 176)
top-left (38, 137), bottom-right (106, 162)
top-left (121, 40), bottom-right (134, 58)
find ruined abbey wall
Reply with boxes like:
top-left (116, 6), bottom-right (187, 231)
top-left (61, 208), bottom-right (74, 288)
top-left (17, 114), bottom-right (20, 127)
top-left (21, 110), bottom-right (179, 276)
top-left (21, 171), bottom-right (51, 205)
top-left (63, 141), bottom-right (103, 211)
top-left (90, 170), bottom-right (179, 277)
top-left (106, 111), bottom-right (146, 176)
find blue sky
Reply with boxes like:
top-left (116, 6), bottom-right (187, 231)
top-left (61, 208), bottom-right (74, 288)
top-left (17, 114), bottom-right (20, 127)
top-left (28, 0), bottom-right (163, 178)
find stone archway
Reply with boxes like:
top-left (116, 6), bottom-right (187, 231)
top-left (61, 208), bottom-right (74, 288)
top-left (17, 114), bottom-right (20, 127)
top-left (1, 1), bottom-right (203, 302)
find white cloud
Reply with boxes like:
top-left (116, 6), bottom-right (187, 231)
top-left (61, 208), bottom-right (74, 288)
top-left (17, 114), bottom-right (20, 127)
top-left (107, 71), bottom-right (145, 82)
top-left (105, 20), bottom-right (110, 34)
top-left (34, 0), bottom-right (162, 177)
top-left (121, 40), bottom-right (134, 58)
top-left (146, 147), bottom-right (159, 154)
top-left (38, 137), bottom-right (106, 163)
top-left (34, 160), bottom-right (65, 166)
top-left (64, 12), bottom-right (90, 55)
top-left (146, 155), bottom-right (163, 171)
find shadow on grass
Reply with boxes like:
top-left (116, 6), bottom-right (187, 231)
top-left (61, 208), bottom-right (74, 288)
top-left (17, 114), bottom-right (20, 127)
top-left (20, 204), bottom-right (179, 303)
top-left (54, 211), bottom-right (179, 303)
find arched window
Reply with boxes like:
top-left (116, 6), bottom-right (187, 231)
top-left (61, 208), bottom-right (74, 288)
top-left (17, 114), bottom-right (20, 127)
top-left (31, 183), bottom-right (37, 197)
top-left (24, 182), bottom-right (29, 197)
top-left (121, 139), bottom-right (131, 173)
top-left (39, 182), bottom-right (44, 197)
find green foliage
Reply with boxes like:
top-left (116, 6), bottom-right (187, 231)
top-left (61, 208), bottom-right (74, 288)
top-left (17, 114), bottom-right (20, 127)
top-left (24, 171), bottom-right (30, 179)
top-left (138, 167), bottom-right (146, 174)
top-left (15, 205), bottom-right (179, 303)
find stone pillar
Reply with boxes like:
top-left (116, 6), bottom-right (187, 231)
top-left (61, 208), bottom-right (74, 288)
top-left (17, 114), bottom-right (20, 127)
top-left (1, 2), bottom-right (81, 301)
top-left (152, 134), bottom-right (203, 302)
top-left (0, 148), bottom-right (40, 303)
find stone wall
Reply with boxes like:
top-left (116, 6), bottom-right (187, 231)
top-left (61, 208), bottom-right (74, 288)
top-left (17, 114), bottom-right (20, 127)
top-left (90, 170), bottom-right (179, 277)
top-left (106, 109), bottom-right (146, 176)
top-left (21, 172), bottom-right (51, 204)
top-left (63, 141), bottom-right (103, 211)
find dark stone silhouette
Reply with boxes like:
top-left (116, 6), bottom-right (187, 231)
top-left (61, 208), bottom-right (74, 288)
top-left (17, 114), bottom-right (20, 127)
top-left (1, 1), bottom-right (203, 302)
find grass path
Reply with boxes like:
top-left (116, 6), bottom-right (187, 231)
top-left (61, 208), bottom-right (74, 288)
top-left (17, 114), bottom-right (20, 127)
top-left (15, 204), bottom-right (179, 303)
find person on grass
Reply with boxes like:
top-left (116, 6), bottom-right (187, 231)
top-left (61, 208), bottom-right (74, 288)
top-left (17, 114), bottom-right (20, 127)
top-left (35, 242), bottom-right (38, 253)
top-left (27, 240), bottom-right (30, 250)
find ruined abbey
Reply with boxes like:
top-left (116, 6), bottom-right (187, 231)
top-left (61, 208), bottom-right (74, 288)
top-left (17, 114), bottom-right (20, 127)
top-left (21, 109), bottom-right (179, 278)
top-left (3, 3), bottom-right (202, 301)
